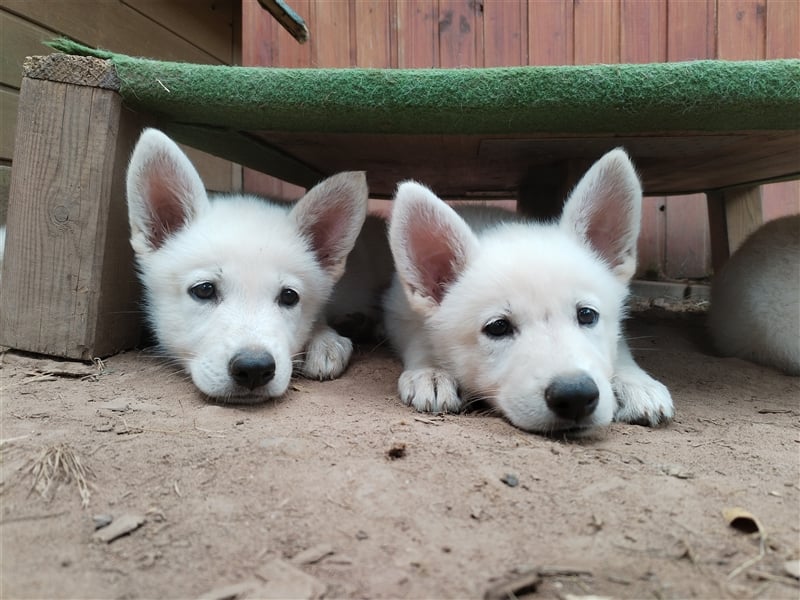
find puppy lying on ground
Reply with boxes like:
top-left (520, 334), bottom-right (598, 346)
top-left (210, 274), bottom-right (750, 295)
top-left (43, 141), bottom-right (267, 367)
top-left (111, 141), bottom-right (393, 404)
top-left (383, 149), bottom-right (674, 433)
top-left (126, 128), bottom-right (368, 401)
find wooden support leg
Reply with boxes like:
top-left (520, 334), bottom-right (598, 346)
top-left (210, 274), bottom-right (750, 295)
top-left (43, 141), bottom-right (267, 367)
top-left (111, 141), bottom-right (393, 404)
top-left (706, 186), bottom-right (763, 273)
top-left (0, 72), bottom-right (143, 359)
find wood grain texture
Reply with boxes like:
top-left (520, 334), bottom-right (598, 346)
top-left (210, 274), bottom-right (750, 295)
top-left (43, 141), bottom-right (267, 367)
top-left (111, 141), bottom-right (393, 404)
top-left (354, 0), bottom-right (395, 67)
top-left (666, 0), bottom-right (716, 60)
top-left (528, 0), bottom-right (573, 65)
top-left (0, 88), bottom-right (18, 161)
top-left (574, 0), bottom-right (620, 64)
top-left (0, 0), bottom-right (224, 64)
top-left (122, 0), bottom-right (235, 64)
top-left (309, 0), bottom-right (352, 67)
top-left (0, 165), bottom-right (10, 225)
top-left (0, 77), bottom-right (141, 358)
top-left (396, 0), bottom-right (439, 68)
top-left (706, 191), bottom-right (731, 271)
top-left (483, 0), bottom-right (527, 67)
top-left (620, 0), bottom-right (666, 63)
top-left (664, 194), bottom-right (711, 279)
top-left (717, 0), bottom-right (767, 60)
top-left (0, 9), bottom-right (56, 90)
top-left (438, 0), bottom-right (483, 67)
top-left (766, 0), bottom-right (799, 59)
top-left (722, 186), bottom-right (764, 253)
top-left (23, 54), bottom-right (120, 89)
top-left (638, 196), bottom-right (667, 278)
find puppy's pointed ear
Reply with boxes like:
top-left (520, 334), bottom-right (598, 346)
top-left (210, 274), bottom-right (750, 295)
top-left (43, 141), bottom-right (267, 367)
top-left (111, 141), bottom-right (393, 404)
top-left (290, 171), bottom-right (369, 281)
top-left (126, 129), bottom-right (209, 254)
top-left (390, 181), bottom-right (478, 316)
top-left (560, 148), bottom-right (642, 283)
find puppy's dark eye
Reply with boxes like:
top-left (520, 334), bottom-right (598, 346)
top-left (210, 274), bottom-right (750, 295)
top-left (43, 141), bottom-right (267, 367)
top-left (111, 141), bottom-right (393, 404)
top-left (189, 281), bottom-right (217, 302)
top-left (483, 318), bottom-right (514, 338)
top-left (577, 306), bottom-right (599, 327)
top-left (278, 288), bottom-right (299, 307)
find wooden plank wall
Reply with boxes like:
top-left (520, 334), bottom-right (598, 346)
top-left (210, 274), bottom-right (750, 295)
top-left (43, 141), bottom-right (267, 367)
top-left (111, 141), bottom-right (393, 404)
top-left (242, 0), bottom-right (799, 280)
top-left (0, 0), bottom-right (241, 207)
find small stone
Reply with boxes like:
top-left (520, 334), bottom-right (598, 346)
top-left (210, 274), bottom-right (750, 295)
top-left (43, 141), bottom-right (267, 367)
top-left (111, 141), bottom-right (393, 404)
top-left (92, 513), bottom-right (146, 543)
top-left (92, 514), bottom-right (113, 530)
top-left (500, 473), bottom-right (519, 487)
top-left (291, 543), bottom-right (334, 566)
top-left (784, 560), bottom-right (800, 579)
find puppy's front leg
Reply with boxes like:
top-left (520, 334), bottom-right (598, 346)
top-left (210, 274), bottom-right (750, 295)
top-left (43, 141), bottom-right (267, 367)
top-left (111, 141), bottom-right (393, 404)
top-left (384, 279), bottom-right (460, 413)
top-left (302, 321), bottom-right (353, 380)
top-left (612, 339), bottom-right (673, 426)
top-left (396, 336), bottom-right (461, 414)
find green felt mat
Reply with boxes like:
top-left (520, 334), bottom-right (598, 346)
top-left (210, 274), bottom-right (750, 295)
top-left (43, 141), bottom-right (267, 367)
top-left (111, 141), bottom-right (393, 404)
top-left (49, 39), bottom-right (800, 136)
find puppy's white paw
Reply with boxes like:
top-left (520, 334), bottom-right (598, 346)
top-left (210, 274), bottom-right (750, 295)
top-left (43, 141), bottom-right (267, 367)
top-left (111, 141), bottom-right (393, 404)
top-left (398, 368), bottom-right (461, 413)
top-left (302, 327), bottom-right (353, 380)
top-left (613, 368), bottom-right (674, 427)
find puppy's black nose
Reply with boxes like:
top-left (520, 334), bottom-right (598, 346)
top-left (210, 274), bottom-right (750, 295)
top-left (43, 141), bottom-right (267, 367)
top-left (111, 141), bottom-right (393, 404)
top-left (229, 351), bottom-right (276, 390)
top-left (545, 373), bottom-right (599, 422)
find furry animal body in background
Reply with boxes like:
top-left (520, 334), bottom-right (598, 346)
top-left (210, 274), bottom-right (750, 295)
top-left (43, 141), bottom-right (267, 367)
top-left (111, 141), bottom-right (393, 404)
top-left (709, 215), bottom-right (800, 375)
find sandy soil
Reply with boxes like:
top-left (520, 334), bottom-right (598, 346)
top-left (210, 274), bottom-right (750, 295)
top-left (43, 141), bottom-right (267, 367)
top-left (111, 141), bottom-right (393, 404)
top-left (1, 314), bottom-right (798, 599)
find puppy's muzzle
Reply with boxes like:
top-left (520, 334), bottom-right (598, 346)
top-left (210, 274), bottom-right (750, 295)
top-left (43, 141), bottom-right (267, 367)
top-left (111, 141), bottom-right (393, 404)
top-left (545, 373), bottom-right (599, 422)
top-left (229, 350), bottom-right (276, 390)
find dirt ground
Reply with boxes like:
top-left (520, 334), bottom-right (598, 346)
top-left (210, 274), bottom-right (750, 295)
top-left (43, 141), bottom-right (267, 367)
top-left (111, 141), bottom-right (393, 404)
top-left (1, 312), bottom-right (799, 600)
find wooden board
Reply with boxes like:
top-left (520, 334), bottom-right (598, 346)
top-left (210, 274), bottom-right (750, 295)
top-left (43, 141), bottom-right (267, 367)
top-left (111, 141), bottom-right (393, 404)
top-left (483, 0), bottom-right (527, 67)
top-left (0, 74), bottom-right (142, 358)
top-left (122, 0), bottom-right (235, 64)
top-left (0, 88), bottom-right (18, 161)
top-left (250, 130), bottom-right (800, 199)
top-left (0, 164), bottom-right (10, 225)
top-left (396, 0), bottom-right (439, 68)
top-left (527, 0), bottom-right (573, 65)
top-left (0, 9), bottom-right (57, 89)
top-left (1, 1), bottom-right (240, 190)
top-left (0, 1), bottom-right (224, 64)
top-left (574, 0), bottom-right (620, 64)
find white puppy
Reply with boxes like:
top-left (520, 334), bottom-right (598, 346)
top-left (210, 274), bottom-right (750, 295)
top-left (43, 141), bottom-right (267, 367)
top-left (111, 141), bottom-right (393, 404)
top-left (709, 215), bottom-right (800, 375)
top-left (384, 149), bottom-right (673, 433)
top-left (127, 128), bottom-right (368, 401)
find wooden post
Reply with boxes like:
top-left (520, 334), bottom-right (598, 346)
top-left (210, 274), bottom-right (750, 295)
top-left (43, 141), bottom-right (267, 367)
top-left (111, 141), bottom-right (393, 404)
top-left (0, 55), bottom-right (143, 360)
top-left (706, 185), bottom-right (763, 273)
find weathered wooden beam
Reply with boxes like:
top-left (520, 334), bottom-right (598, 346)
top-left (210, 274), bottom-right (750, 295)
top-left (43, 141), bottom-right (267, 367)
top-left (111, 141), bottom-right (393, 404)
top-left (706, 185), bottom-right (763, 273)
top-left (0, 55), bottom-right (143, 359)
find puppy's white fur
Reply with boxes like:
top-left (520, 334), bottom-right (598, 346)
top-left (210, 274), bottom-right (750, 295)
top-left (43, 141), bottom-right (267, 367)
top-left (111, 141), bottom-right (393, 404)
top-left (385, 149), bottom-right (673, 433)
top-left (127, 128), bottom-right (368, 401)
top-left (709, 215), bottom-right (800, 375)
